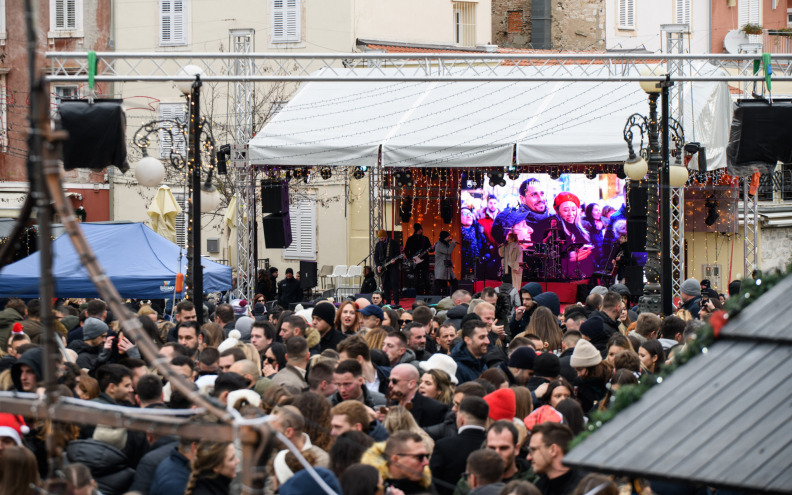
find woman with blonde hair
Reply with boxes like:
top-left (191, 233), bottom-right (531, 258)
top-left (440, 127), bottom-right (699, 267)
top-left (185, 441), bottom-right (238, 495)
top-left (334, 301), bottom-right (360, 335)
top-left (201, 322), bottom-right (225, 349)
top-left (518, 306), bottom-right (563, 353)
top-left (382, 406), bottom-right (434, 453)
top-left (364, 327), bottom-right (387, 351)
top-left (417, 369), bottom-right (454, 406)
top-left (137, 304), bottom-right (158, 322)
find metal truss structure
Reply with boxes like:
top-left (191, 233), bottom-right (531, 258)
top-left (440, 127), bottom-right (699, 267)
top-left (663, 24), bottom-right (689, 295)
top-left (231, 30), bottom-right (256, 301)
top-left (46, 51), bottom-right (786, 289)
top-left (743, 181), bottom-right (759, 278)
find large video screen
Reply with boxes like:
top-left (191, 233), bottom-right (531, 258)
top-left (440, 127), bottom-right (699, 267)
top-left (460, 173), bottom-right (627, 281)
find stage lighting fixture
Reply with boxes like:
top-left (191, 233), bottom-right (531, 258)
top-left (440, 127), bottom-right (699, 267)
top-left (320, 167), bottom-right (332, 180)
top-left (585, 169), bottom-right (597, 180)
top-left (507, 167), bottom-right (520, 180)
top-left (400, 197), bottom-right (413, 222)
top-left (216, 144), bottom-right (231, 175)
top-left (394, 169), bottom-right (414, 188)
top-left (488, 170), bottom-right (506, 187)
top-left (705, 195), bottom-right (719, 226)
top-left (465, 171), bottom-right (484, 189)
top-left (440, 198), bottom-right (453, 224)
top-left (352, 166), bottom-right (366, 180)
top-left (549, 169), bottom-right (560, 180)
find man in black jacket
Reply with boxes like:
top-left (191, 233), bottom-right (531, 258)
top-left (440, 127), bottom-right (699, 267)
top-left (277, 268), bottom-right (302, 307)
top-left (429, 396), bottom-right (489, 495)
top-left (374, 230), bottom-right (402, 307)
top-left (388, 363), bottom-right (448, 427)
top-left (404, 223), bottom-right (432, 296)
top-left (529, 423), bottom-right (586, 495)
top-left (591, 291), bottom-right (622, 336)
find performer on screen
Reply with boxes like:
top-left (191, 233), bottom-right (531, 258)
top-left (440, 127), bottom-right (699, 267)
top-left (498, 232), bottom-right (524, 289)
top-left (477, 194), bottom-right (500, 246)
top-left (403, 223), bottom-right (432, 295)
top-left (518, 178), bottom-right (551, 223)
top-left (374, 229), bottom-right (401, 307)
top-left (534, 192), bottom-right (594, 278)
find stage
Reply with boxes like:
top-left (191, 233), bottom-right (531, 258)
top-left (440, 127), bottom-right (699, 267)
top-left (393, 279), bottom-right (589, 308)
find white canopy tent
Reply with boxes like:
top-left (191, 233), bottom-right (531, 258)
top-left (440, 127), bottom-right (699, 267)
top-left (249, 64), bottom-right (732, 169)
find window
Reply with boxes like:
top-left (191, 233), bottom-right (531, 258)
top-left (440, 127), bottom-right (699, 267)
top-left (0, 0), bottom-right (6, 42)
top-left (283, 195), bottom-right (316, 260)
top-left (618, 0), bottom-right (635, 30)
top-left (271, 0), bottom-right (300, 43)
top-left (739, 0), bottom-right (760, 27)
top-left (173, 192), bottom-right (189, 248)
top-left (160, 0), bottom-right (187, 46)
top-left (49, 0), bottom-right (83, 37)
top-left (453, 2), bottom-right (476, 46)
top-left (158, 103), bottom-right (187, 159)
top-left (51, 85), bottom-right (78, 118)
top-left (788, 8), bottom-right (792, 27)
top-left (676, 0), bottom-right (690, 26)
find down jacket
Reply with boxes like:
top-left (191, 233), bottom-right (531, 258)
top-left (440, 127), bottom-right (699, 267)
top-left (66, 439), bottom-right (135, 495)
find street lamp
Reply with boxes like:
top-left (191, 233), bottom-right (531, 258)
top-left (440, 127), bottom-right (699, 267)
top-left (623, 73), bottom-right (685, 315)
top-left (133, 69), bottom-right (217, 324)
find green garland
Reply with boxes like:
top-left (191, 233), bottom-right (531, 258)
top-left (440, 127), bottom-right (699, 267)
top-left (570, 265), bottom-right (791, 448)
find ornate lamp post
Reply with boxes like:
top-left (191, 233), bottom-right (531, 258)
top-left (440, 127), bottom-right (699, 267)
top-left (623, 73), bottom-right (687, 315)
top-left (133, 67), bottom-right (219, 323)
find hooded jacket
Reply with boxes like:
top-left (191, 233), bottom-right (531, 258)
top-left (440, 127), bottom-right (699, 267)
top-left (11, 347), bottom-right (43, 391)
top-left (445, 305), bottom-right (469, 331)
top-left (450, 342), bottom-right (488, 384)
top-left (592, 310), bottom-right (620, 336)
top-left (68, 339), bottom-right (105, 371)
top-left (149, 447), bottom-right (191, 495)
top-left (0, 306), bottom-right (23, 350)
top-left (66, 439), bottom-right (135, 495)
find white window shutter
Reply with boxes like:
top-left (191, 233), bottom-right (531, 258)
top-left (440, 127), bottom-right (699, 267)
top-left (272, 0), bottom-right (300, 43)
top-left (160, 0), bottom-right (186, 45)
top-left (676, 0), bottom-right (691, 25)
top-left (159, 103), bottom-right (187, 159)
top-left (283, 197), bottom-right (316, 260)
top-left (739, 0), bottom-right (760, 26)
top-left (618, 0), bottom-right (635, 29)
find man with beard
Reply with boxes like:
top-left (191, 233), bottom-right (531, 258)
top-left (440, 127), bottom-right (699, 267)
top-left (176, 321), bottom-right (202, 359)
top-left (330, 359), bottom-right (386, 407)
top-left (387, 364), bottom-right (448, 428)
top-left (404, 223), bottom-right (433, 296)
top-left (403, 322), bottom-right (428, 362)
top-left (451, 320), bottom-right (490, 384)
top-left (529, 423), bottom-right (586, 495)
top-left (518, 178), bottom-right (551, 224)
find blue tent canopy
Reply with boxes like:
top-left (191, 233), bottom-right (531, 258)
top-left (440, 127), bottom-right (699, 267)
top-left (0, 222), bottom-right (232, 299)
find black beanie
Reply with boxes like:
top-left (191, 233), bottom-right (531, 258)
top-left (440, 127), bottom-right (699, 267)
top-left (312, 302), bottom-right (337, 327)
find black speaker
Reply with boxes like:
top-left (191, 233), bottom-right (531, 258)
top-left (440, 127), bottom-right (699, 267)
top-left (628, 186), bottom-right (648, 217)
top-left (300, 261), bottom-right (317, 289)
top-left (416, 295), bottom-right (443, 305)
top-left (59, 100), bottom-right (128, 172)
top-left (262, 213), bottom-right (293, 249)
top-left (624, 266), bottom-right (645, 297)
top-left (261, 179), bottom-right (289, 214)
top-left (627, 217), bottom-right (647, 252)
top-left (457, 280), bottom-right (474, 294)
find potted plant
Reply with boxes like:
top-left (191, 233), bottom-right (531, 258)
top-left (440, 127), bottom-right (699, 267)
top-left (742, 23), bottom-right (763, 36)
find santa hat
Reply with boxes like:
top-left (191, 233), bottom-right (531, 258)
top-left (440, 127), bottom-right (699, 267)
top-left (11, 322), bottom-right (24, 336)
top-left (0, 413), bottom-right (30, 445)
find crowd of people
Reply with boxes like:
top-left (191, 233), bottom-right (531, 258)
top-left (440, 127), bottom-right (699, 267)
top-left (0, 274), bottom-right (740, 495)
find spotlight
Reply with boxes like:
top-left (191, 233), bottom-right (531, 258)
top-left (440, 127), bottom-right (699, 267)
top-left (400, 197), bottom-right (412, 223)
top-left (394, 169), bottom-right (414, 188)
top-left (585, 169), bottom-right (597, 180)
top-left (507, 166), bottom-right (520, 181)
top-left (549, 169), bottom-right (560, 180)
top-left (705, 195), bottom-right (719, 226)
top-left (352, 167), bottom-right (366, 180)
top-left (488, 170), bottom-right (506, 188)
top-left (216, 144), bottom-right (231, 176)
top-left (320, 167), bottom-right (332, 180)
top-left (465, 171), bottom-right (484, 189)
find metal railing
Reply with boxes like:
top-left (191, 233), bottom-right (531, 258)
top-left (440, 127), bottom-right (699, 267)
top-left (762, 30), bottom-right (792, 54)
top-left (756, 166), bottom-right (792, 203)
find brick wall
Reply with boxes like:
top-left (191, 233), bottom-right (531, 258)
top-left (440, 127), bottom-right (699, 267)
top-left (492, 0), bottom-right (532, 47)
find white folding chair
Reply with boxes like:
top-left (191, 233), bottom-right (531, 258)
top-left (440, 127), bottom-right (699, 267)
top-left (318, 264), bottom-right (333, 289)
top-left (327, 264), bottom-right (347, 289)
top-left (345, 265), bottom-right (363, 287)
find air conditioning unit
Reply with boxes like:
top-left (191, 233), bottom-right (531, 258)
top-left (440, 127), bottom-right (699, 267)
top-left (207, 238), bottom-right (220, 253)
top-left (701, 264), bottom-right (722, 291)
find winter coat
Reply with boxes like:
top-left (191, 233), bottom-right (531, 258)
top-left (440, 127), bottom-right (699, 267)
top-left (129, 436), bottom-right (179, 494)
top-left (469, 483), bottom-right (505, 495)
top-left (190, 474), bottom-right (233, 495)
top-left (434, 239), bottom-right (457, 281)
top-left (330, 385), bottom-right (387, 408)
top-left (409, 393), bottom-right (450, 428)
top-left (66, 439), bottom-right (135, 495)
top-left (277, 277), bottom-right (302, 306)
top-left (360, 273), bottom-right (378, 294)
top-left (21, 319), bottom-right (43, 343)
top-left (430, 427), bottom-right (487, 495)
top-left (11, 347), bottom-right (43, 391)
top-left (425, 409), bottom-right (457, 441)
top-left (592, 310), bottom-right (620, 336)
top-left (272, 364), bottom-right (308, 390)
top-left (0, 306), bottom-right (23, 350)
top-left (149, 447), bottom-right (191, 495)
top-left (445, 305), bottom-right (469, 331)
top-left (68, 339), bottom-right (105, 371)
top-left (450, 342), bottom-right (488, 384)
top-left (499, 241), bottom-right (522, 273)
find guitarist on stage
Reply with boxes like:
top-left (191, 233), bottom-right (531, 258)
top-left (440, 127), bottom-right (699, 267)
top-left (403, 223), bottom-right (433, 296)
top-left (374, 229), bottom-right (402, 307)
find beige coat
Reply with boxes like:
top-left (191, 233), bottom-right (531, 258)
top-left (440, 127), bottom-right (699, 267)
top-left (499, 241), bottom-right (523, 273)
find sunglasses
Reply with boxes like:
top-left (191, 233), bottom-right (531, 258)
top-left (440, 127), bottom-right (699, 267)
top-left (396, 453), bottom-right (429, 461)
top-left (399, 319), bottom-right (411, 324)
top-left (265, 357), bottom-right (277, 365)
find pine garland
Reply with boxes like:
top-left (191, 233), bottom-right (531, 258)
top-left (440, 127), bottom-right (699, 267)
top-left (571, 266), bottom-right (791, 448)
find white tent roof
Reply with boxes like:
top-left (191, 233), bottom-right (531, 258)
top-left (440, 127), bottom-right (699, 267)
top-left (249, 64), bottom-right (732, 169)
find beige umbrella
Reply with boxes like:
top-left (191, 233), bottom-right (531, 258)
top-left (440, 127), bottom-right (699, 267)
top-left (147, 185), bottom-right (182, 244)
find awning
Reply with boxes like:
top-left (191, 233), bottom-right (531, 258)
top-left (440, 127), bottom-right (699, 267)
top-left (249, 64), bottom-right (732, 169)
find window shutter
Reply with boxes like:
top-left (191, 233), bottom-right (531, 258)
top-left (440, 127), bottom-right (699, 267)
top-left (160, 0), bottom-right (186, 45)
top-left (618, 0), bottom-right (635, 29)
top-left (676, 0), bottom-right (691, 25)
top-left (159, 103), bottom-right (187, 159)
top-left (739, 0), bottom-right (760, 26)
top-left (173, 192), bottom-right (188, 248)
top-left (272, 0), bottom-right (300, 43)
top-left (283, 196), bottom-right (316, 260)
top-left (67, 0), bottom-right (76, 28)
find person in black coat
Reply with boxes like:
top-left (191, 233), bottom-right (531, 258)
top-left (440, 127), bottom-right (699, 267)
top-left (277, 268), bottom-right (302, 307)
top-left (185, 441), bottom-right (238, 495)
top-left (129, 434), bottom-right (179, 494)
top-left (360, 265), bottom-right (378, 294)
top-left (374, 230), bottom-right (402, 307)
top-left (388, 363), bottom-right (449, 428)
top-left (429, 397), bottom-right (489, 495)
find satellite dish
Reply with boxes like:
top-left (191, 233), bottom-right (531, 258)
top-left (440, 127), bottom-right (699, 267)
top-left (724, 29), bottom-right (749, 54)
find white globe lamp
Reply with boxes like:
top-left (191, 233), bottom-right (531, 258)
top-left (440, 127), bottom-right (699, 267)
top-left (623, 154), bottom-right (648, 181)
top-left (200, 185), bottom-right (221, 213)
top-left (639, 66), bottom-right (666, 94)
top-left (176, 65), bottom-right (203, 95)
top-left (135, 156), bottom-right (166, 187)
top-left (669, 164), bottom-right (689, 188)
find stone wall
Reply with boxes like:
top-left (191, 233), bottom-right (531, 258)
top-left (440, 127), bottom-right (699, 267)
top-left (760, 226), bottom-right (792, 272)
top-left (551, 0), bottom-right (605, 51)
top-left (492, 0), bottom-right (532, 48)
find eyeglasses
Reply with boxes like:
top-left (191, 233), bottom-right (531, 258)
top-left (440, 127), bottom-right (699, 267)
top-left (389, 378), bottom-right (400, 384)
top-left (396, 453), bottom-right (429, 461)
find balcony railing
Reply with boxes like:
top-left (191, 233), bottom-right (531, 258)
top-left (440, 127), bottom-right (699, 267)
top-left (762, 30), bottom-right (792, 54)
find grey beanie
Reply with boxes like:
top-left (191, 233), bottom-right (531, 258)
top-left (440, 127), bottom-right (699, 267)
top-left (83, 317), bottom-right (109, 341)
top-left (680, 278), bottom-right (701, 297)
top-left (589, 285), bottom-right (609, 296)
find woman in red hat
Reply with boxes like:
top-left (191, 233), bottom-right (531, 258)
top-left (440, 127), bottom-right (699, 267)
top-left (551, 192), bottom-right (594, 278)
